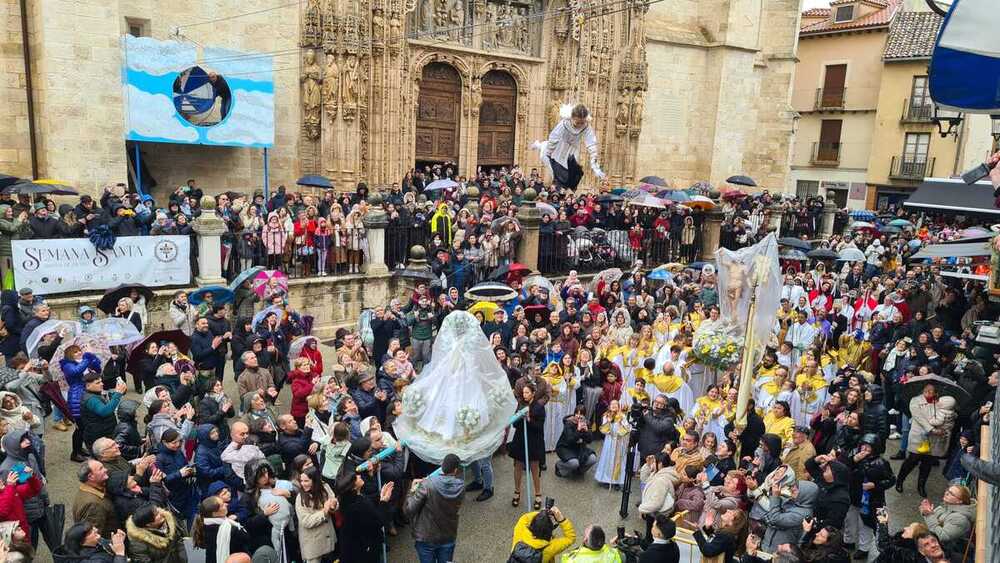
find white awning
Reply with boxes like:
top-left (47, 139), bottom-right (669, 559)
top-left (910, 241), bottom-right (991, 260)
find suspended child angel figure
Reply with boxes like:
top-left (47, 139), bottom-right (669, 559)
top-left (534, 103), bottom-right (606, 190)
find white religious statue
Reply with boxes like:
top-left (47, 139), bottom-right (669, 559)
top-left (533, 103), bottom-right (605, 190)
top-left (393, 310), bottom-right (518, 464)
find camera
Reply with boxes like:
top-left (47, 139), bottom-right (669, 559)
top-left (627, 402), bottom-right (645, 428)
top-left (544, 496), bottom-right (555, 510)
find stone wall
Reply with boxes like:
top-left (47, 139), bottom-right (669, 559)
top-left (44, 272), bottom-right (400, 339)
top-left (0, 0), bottom-right (33, 177)
top-left (636, 0), bottom-right (800, 193)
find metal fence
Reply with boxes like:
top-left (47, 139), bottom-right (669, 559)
top-left (384, 223), bottom-right (515, 286)
top-left (223, 227), bottom-right (367, 282)
top-left (538, 227), bottom-right (697, 275)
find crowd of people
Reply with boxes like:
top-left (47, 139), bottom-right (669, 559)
top-left (0, 167), bottom-right (994, 563)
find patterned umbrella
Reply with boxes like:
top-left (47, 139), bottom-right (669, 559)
top-left (639, 176), bottom-right (669, 187)
top-left (26, 320), bottom-right (81, 359)
top-left (253, 270), bottom-right (289, 298)
top-left (189, 285), bottom-right (235, 305)
top-left (850, 210), bottom-right (877, 221)
top-left (48, 334), bottom-right (113, 381)
top-left (85, 318), bottom-right (144, 347)
top-left (687, 195), bottom-right (716, 210)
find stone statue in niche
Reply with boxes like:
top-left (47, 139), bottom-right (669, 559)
top-left (588, 46), bottom-right (599, 76)
top-left (342, 54), bottom-right (360, 119)
top-left (496, 4), bottom-right (514, 47)
top-left (322, 51), bottom-right (339, 118)
top-left (434, 0), bottom-right (450, 32)
top-left (448, 0), bottom-right (464, 41)
top-left (372, 9), bottom-right (386, 44)
top-left (615, 91), bottom-right (629, 136)
top-left (390, 14), bottom-right (402, 43)
top-left (421, 1), bottom-right (436, 31)
top-left (470, 77), bottom-right (482, 116)
top-left (301, 48), bottom-right (323, 139)
top-left (517, 8), bottom-right (530, 52)
top-left (547, 98), bottom-right (561, 131)
top-left (481, 5), bottom-right (497, 49)
top-left (630, 89), bottom-right (644, 137)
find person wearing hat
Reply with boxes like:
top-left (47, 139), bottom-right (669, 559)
top-left (781, 426), bottom-right (816, 483)
top-left (26, 203), bottom-right (58, 239)
top-left (348, 369), bottom-right (390, 421)
top-left (403, 452), bottom-right (465, 562)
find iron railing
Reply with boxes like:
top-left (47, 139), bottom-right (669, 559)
top-left (538, 226), bottom-right (698, 275)
top-left (901, 97), bottom-right (934, 122)
top-left (223, 226), bottom-right (368, 282)
top-left (810, 141), bottom-right (842, 165)
top-left (815, 87), bottom-right (846, 110)
top-left (889, 155), bottom-right (935, 180)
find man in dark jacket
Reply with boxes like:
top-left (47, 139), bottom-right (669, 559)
top-left (206, 305), bottom-right (232, 381)
top-left (725, 398), bottom-right (766, 461)
top-left (403, 453), bottom-right (464, 562)
top-left (555, 410), bottom-right (597, 477)
top-left (191, 317), bottom-right (226, 381)
top-left (840, 433), bottom-right (895, 558)
top-left (17, 301), bottom-right (50, 355)
top-left (194, 424), bottom-right (241, 493)
top-left (862, 385), bottom-right (889, 442)
top-left (370, 306), bottom-right (404, 364)
top-left (276, 414), bottom-right (316, 470)
top-left (27, 204), bottom-right (59, 239)
top-left (638, 395), bottom-right (680, 460)
top-left (805, 453), bottom-right (852, 529)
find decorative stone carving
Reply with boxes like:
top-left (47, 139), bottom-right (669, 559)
top-left (342, 54), bottom-right (360, 119)
top-left (470, 77), bottom-right (482, 117)
top-left (630, 89), bottom-right (644, 138)
top-left (547, 98), bottom-right (561, 132)
top-left (615, 91), bottom-right (629, 136)
top-left (302, 0), bottom-right (323, 47)
top-left (372, 9), bottom-right (386, 47)
top-left (323, 51), bottom-right (340, 119)
top-left (302, 48), bottom-right (323, 139)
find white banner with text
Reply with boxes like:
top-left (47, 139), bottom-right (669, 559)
top-left (12, 236), bottom-right (190, 295)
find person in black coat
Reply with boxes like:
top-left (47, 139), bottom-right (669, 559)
top-left (555, 407), bottom-right (597, 478)
top-left (112, 399), bottom-right (143, 461)
top-left (840, 433), bottom-right (895, 557)
top-left (155, 429), bottom-right (197, 526)
top-left (861, 385), bottom-right (889, 443)
top-left (805, 454), bottom-right (852, 530)
top-left (276, 414), bottom-right (315, 471)
top-left (693, 508), bottom-right (747, 563)
top-left (370, 307), bottom-right (404, 366)
top-left (195, 379), bottom-right (235, 442)
top-left (61, 523), bottom-right (129, 563)
top-left (509, 383), bottom-right (546, 510)
top-left (725, 398), bottom-right (765, 461)
top-left (334, 468), bottom-right (395, 563)
top-left (799, 520), bottom-right (851, 563)
top-left (638, 396), bottom-right (680, 460)
top-left (207, 306), bottom-right (232, 381)
top-left (637, 513), bottom-right (681, 563)
top-left (106, 467), bottom-right (167, 525)
top-left (192, 495), bottom-right (256, 563)
top-left (133, 340), bottom-right (168, 395)
top-left (191, 318), bottom-right (226, 379)
top-left (194, 424), bottom-right (241, 493)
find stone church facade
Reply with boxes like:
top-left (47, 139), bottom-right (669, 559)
top-left (1, 0), bottom-right (800, 197)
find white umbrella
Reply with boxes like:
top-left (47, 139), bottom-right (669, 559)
top-left (26, 320), bottom-right (80, 358)
top-left (625, 191), bottom-right (666, 209)
top-left (288, 336), bottom-right (319, 369)
top-left (48, 334), bottom-right (113, 381)
top-left (838, 247), bottom-right (866, 262)
top-left (536, 202), bottom-right (557, 218)
top-left (86, 318), bottom-right (144, 347)
top-left (424, 179), bottom-right (459, 192)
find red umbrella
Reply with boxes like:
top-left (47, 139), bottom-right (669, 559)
top-left (721, 189), bottom-right (748, 200)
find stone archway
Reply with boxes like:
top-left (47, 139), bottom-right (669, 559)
top-left (415, 62), bottom-right (462, 167)
top-left (477, 69), bottom-right (517, 170)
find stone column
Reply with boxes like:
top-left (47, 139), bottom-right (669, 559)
top-left (190, 196), bottom-right (228, 286)
top-left (767, 204), bottom-right (785, 236)
top-left (363, 194), bottom-right (389, 276)
top-left (820, 199), bottom-right (838, 237)
top-left (699, 207), bottom-right (725, 261)
top-left (515, 188), bottom-right (542, 272)
top-left (463, 185), bottom-right (481, 216)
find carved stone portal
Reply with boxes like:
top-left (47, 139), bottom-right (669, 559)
top-left (300, 0), bottom-right (648, 187)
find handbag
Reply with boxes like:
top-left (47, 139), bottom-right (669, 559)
top-left (916, 438), bottom-right (931, 454)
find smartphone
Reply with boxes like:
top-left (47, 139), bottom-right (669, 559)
top-left (544, 497), bottom-right (555, 510)
top-left (617, 526), bottom-right (626, 539)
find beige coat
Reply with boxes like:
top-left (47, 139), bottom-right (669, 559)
top-left (295, 484), bottom-right (337, 561)
top-left (782, 440), bottom-right (817, 481)
top-left (907, 395), bottom-right (956, 457)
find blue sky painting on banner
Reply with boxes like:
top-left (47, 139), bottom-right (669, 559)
top-left (122, 35), bottom-right (274, 148)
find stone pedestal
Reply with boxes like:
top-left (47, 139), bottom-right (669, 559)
top-left (515, 188), bottom-right (542, 272)
top-left (700, 208), bottom-right (725, 260)
top-left (767, 204), bottom-right (785, 236)
top-left (190, 196), bottom-right (228, 286)
top-left (363, 195), bottom-right (389, 276)
top-left (820, 200), bottom-right (837, 237)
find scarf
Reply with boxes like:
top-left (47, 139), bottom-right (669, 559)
top-left (204, 517), bottom-right (244, 563)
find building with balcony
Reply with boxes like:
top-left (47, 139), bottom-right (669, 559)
top-left (865, 11), bottom-right (992, 210)
top-left (789, 0), bottom-right (901, 209)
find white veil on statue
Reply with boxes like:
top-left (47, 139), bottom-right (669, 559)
top-left (393, 310), bottom-right (518, 464)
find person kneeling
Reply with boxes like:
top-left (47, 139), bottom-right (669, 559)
top-left (562, 525), bottom-right (623, 562)
top-left (556, 407), bottom-right (598, 478)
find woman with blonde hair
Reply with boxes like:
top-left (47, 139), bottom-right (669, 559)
top-left (344, 205), bottom-right (367, 273)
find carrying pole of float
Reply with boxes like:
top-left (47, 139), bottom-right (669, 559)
top-left (733, 254), bottom-right (768, 460)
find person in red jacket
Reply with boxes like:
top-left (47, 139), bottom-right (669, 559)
top-left (0, 466), bottom-right (43, 536)
top-left (296, 337), bottom-right (324, 376)
top-left (288, 356), bottom-right (317, 428)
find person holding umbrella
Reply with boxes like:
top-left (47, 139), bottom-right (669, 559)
top-left (896, 384), bottom-right (957, 497)
top-left (60, 344), bottom-right (103, 462)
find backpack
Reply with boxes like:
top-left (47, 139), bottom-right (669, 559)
top-left (507, 541), bottom-right (543, 563)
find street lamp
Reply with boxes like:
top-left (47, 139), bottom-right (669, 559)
top-left (991, 114), bottom-right (1000, 144)
top-left (931, 104), bottom-right (963, 138)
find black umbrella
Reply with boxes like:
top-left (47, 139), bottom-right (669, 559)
top-left (465, 282), bottom-right (517, 302)
top-left (97, 284), bottom-right (154, 314)
top-left (777, 237), bottom-right (812, 251)
top-left (638, 176), bottom-right (669, 187)
top-left (0, 174), bottom-right (24, 190)
top-left (488, 262), bottom-right (531, 282)
top-left (2, 180), bottom-right (78, 196)
top-left (901, 375), bottom-right (974, 417)
top-left (807, 248), bottom-right (840, 260)
top-left (127, 330), bottom-right (191, 376)
top-left (296, 175), bottom-right (333, 189)
top-left (726, 175), bottom-right (757, 187)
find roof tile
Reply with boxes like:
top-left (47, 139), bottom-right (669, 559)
top-left (883, 11), bottom-right (942, 60)
top-left (800, 0), bottom-right (901, 35)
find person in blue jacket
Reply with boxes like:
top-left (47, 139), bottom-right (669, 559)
top-left (61, 344), bottom-right (103, 461)
top-left (194, 424), bottom-right (241, 494)
top-left (155, 428), bottom-right (198, 526)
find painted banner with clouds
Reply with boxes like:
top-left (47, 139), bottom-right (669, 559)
top-left (121, 35), bottom-right (274, 147)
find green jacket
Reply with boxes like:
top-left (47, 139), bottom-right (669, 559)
top-left (562, 544), bottom-right (624, 563)
top-left (407, 307), bottom-right (436, 341)
top-left (0, 210), bottom-right (29, 257)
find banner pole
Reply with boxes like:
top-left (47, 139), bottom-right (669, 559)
top-left (523, 416), bottom-right (532, 509)
top-left (134, 143), bottom-right (143, 197)
top-left (263, 147), bottom-right (270, 201)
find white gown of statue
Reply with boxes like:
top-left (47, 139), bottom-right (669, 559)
top-left (393, 310), bottom-right (518, 464)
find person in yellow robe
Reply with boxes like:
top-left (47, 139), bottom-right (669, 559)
top-left (692, 384), bottom-right (724, 430)
top-left (762, 400), bottom-right (795, 445)
top-left (647, 361), bottom-right (694, 414)
top-left (837, 330), bottom-right (872, 372)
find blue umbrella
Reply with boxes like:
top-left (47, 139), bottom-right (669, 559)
top-left (296, 175), bottom-right (333, 189)
top-left (229, 266), bottom-right (265, 291)
top-left (888, 218), bottom-right (913, 228)
top-left (657, 190), bottom-right (691, 202)
top-left (908, 239), bottom-right (923, 250)
top-left (189, 285), bottom-right (234, 306)
top-left (850, 210), bottom-right (877, 221)
top-left (252, 305), bottom-right (284, 331)
top-left (646, 268), bottom-right (673, 281)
